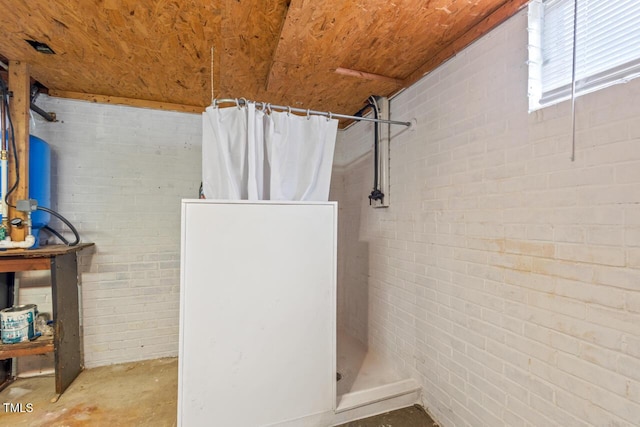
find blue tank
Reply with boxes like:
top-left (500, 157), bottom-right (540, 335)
top-left (29, 135), bottom-right (51, 248)
top-left (0, 135), bottom-right (51, 248)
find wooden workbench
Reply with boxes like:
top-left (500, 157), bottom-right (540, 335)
top-left (0, 243), bottom-right (94, 398)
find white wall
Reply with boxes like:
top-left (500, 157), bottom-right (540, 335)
top-left (331, 122), bottom-right (375, 343)
top-left (28, 96), bottom-right (201, 368)
top-left (337, 10), bottom-right (640, 427)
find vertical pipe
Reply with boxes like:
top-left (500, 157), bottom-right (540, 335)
top-left (376, 96), bottom-right (391, 208)
top-left (1, 157), bottom-right (7, 222)
top-left (0, 79), bottom-right (8, 223)
top-left (1, 82), bottom-right (5, 150)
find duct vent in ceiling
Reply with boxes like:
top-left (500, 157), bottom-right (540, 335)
top-left (25, 40), bottom-right (55, 54)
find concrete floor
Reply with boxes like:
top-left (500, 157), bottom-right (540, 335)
top-left (336, 405), bottom-right (438, 427)
top-left (0, 358), bottom-right (178, 426)
top-left (0, 358), bottom-right (436, 426)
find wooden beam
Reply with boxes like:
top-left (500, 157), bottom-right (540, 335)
top-left (402, 0), bottom-right (530, 88)
top-left (47, 90), bottom-right (204, 114)
top-left (0, 336), bottom-right (54, 359)
top-left (334, 67), bottom-right (403, 86)
top-left (8, 60), bottom-right (30, 242)
top-left (0, 257), bottom-right (50, 273)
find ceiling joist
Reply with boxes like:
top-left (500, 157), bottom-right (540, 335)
top-left (48, 90), bottom-right (204, 114)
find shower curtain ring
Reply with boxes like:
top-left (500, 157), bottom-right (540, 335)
top-left (214, 99), bottom-right (219, 108)
top-left (235, 98), bottom-right (241, 109)
top-left (327, 112), bottom-right (332, 122)
top-left (287, 106), bottom-right (292, 116)
top-left (306, 109), bottom-right (311, 120)
top-left (239, 97), bottom-right (248, 108)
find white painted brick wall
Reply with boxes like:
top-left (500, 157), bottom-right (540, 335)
top-left (25, 96), bottom-right (201, 368)
top-left (14, 271), bottom-right (55, 374)
top-left (331, 121), bottom-right (376, 344)
top-left (335, 9), bottom-right (640, 427)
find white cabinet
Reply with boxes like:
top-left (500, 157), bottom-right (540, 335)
top-left (178, 200), bottom-right (337, 427)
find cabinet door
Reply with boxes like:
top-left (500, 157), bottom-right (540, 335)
top-left (179, 201), bottom-right (337, 427)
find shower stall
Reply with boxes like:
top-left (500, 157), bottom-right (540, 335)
top-left (331, 143), bottom-right (420, 420)
top-left (178, 99), bottom-right (419, 426)
top-left (178, 199), bottom-right (419, 426)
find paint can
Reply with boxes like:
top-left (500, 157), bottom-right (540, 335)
top-left (0, 304), bottom-right (37, 344)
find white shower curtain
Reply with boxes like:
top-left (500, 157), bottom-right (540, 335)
top-left (202, 103), bottom-right (338, 201)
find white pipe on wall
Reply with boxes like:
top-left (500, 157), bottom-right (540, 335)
top-left (0, 81), bottom-right (6, 221)
top-left (1, 158), bottom-right (7, 220)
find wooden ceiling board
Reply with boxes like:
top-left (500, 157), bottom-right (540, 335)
top-left (0, 0), bottom-right (528, 118)
top-left (402, 0), bottom-right (530, 88)
top-left (338, 0), bottom-right (503, 78)
top-left (266, 60), bottom-right (399, 113)
top-left (269, 0), bottom-right (493, 74)
top-left (217, 0), bottom-right (290, 101)
top-left (265, 0), bottom-right (411, 116)
top-left (264, 0), bottom-right (521, 118)
top-left (0, 0), bottom-right (221, 106)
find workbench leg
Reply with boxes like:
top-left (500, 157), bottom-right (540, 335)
top-left (0, 272), bottom-right (15, 390)
top-left (51, 253), bottom-right (82, 395)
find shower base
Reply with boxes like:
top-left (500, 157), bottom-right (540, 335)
top-left (333, 331), bottom-right (420, 425)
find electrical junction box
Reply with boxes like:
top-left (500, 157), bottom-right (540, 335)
top-left (16, 199), bottom-right (38, 212)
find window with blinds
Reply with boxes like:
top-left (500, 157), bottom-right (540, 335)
top-left (528, 0), bottom-right (640, 111)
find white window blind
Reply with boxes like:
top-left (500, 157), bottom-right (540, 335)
top-left (528, 0), bottom-right (640, 110)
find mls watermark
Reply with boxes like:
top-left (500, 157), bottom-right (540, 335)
top-left (3, 402), bottom-right (34, 413)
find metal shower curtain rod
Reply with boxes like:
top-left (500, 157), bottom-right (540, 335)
top-left (212, 98), bottom-right (412, 127)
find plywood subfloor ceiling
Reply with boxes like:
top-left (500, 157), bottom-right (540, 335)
top-left (0, 0), bottom-right (528, 122)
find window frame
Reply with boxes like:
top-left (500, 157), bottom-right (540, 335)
top-left (528, 0), bottom-right (640, 112)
